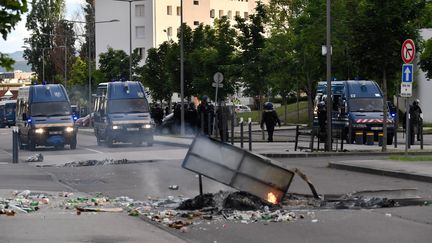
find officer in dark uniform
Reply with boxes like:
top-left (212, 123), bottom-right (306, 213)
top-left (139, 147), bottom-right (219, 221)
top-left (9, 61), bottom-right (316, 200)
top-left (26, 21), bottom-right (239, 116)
top-left (260, 102), bottom-right (281, 142)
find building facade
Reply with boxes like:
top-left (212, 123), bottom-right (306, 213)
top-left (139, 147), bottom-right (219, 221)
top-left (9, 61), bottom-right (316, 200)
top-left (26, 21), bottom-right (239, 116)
top-left (95, 0), bottom-right (268, 66)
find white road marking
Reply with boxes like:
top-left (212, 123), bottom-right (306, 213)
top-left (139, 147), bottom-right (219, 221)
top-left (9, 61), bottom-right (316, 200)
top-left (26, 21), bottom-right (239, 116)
top-left (0, 149), bottom-right (12, 156)
top-left (82, 147), bottom-right (104, 154)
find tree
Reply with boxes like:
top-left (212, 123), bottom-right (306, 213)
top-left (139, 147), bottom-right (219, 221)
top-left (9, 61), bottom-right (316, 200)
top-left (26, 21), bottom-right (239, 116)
top-left (234, 2), bottom-right (267, 109)
top-left (140, 42), bottom-right (174, 103)
top-left (420, 38), bottom-right (432, 79)
top-left (79, 0), bottom-right (95, 61)
top-left (348, 0), bottom-right (425, 151)
top-left (24, 0), bottom-right (73, 83)
top-left (97, 47), bottom-right (140, 82)
top-left (0, 0), bottom-right (28, 70)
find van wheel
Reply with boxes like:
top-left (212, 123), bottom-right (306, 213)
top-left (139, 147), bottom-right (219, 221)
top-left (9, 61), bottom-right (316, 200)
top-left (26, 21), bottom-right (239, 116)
top-left (70, 138), bottom-right (77, 150)
top-left (28, 136), bottom-right (36, 151)
top-left (132, 139), bottom-right (142, 146)
top-left (147, 136), bottom-right (154, 147)
top-left (106, 136), bottom-right (114, 147)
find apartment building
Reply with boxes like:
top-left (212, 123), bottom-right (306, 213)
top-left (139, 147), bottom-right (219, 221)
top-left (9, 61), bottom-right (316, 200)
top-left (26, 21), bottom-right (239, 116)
top-left (95, 0), bottom-right (268, 66)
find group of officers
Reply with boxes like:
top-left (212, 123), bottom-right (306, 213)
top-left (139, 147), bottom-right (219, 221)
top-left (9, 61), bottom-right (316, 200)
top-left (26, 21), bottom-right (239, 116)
top-left (317, 97), bottom-right (423, 145)
top-left (150, 96), bottom-right (282, 143)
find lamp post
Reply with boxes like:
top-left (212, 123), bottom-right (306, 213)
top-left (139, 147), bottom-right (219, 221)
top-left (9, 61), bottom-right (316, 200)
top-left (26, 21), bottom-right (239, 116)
top-left (114, 0), bottom-right (145, 81)
top-left (326, 0), bottom-right (332, 151)
top-left (180, 0), bottom-right (185, 135)
top-left (65, 19), bottom-right (119, 113)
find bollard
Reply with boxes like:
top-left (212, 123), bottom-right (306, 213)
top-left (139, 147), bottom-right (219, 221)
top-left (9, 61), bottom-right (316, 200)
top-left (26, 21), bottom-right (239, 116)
top-left (208, 115), bottom-right (212, 137)
top-left (366, 132), bottom-right (374, 145)
top-left (201, 114), bottom-right (205, 135)
top-left (294, 125), bottom-right (299, 151)
top-left (12, 127), bottom-right (19, 164)
top-left (199, 174), bottom-right (203, 196)
top-left (340, 128), bottom-right (344, 151)
top-left (248, 117), bottom-right (252, 151)
top-left (348, 120), bottom-right (353, 144)
top-left (355, 131), bottom-right (364, 144)
top-left (378, 133), bottom-right (383, 146)
top-left (394, 127), bottom-right (398, 148)
top-left (230, 112), bottom-right (234, 145)
top-left (420, 123), bottom-right (424, 150)
top-left (240, 118), bottom-right (244, 148)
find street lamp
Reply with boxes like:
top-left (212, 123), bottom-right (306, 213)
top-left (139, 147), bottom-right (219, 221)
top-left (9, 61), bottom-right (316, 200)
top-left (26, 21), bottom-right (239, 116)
top-left (326, 0), bottom-right (332, 151)
top-left (65, 19), bottom-right (119, 113)
top-left (114, 0), bottom-right (145, 81)
top-left (180, 0), bottom-right (185, 135)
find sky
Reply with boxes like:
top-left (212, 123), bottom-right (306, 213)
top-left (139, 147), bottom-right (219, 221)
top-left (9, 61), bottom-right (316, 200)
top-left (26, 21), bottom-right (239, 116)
top-left (0, 0), bottom-right (86, 54)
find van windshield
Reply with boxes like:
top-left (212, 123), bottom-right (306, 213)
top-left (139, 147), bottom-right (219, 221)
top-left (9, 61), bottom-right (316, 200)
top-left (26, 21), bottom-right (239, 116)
top-left (108, 99), bottom-right (149, 114)
top-left (30, 101), bottom-right (71, 117)
top-left (349, 98), bottom-right (383, 112)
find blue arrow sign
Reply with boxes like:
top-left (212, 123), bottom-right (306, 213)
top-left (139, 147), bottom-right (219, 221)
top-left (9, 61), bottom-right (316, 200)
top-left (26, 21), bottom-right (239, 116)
top-left (402, 64), bottom-right (413, 83)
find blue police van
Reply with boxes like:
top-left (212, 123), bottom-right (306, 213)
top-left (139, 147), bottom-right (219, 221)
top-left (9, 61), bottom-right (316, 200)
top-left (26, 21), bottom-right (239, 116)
top-left (16, 84), bottom-right (77, 150)
top-left (314, 80), bottom-right (395, 145)
top-left (93, 81), bottom-right (154, 147)
top-left (0, 100), bottom-right (16, 128)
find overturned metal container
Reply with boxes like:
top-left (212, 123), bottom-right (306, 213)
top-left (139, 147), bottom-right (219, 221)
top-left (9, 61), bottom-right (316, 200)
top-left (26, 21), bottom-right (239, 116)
top-left (182, 135), bottom-right (295, 204)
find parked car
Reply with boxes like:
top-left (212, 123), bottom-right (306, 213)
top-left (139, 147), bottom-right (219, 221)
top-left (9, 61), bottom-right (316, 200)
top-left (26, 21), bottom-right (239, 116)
top-left (235, 105), bottom-right (251, 113)
top-left (75, 114), bottom-right (91, 127)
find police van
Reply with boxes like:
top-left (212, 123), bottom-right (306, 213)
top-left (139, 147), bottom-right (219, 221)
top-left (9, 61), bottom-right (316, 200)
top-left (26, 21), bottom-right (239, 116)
top-left (93, 81), bottom-right (154, 147)
top-left (0, 100), bottom-right (16, 128)
top-left (314, 80), bottom-right (395, 145)
top-left (16, 84), bottom-right (77, 150)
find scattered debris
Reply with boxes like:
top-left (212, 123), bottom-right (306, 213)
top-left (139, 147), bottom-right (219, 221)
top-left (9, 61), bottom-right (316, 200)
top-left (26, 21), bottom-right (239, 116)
top-left (76, 207), bottom-right (123, 213)
top-left (60, 159), bottom-right (155, 167)
top-left (26, 153), bottom-right (44, 162)
top-left (169, 185), bottom-right (179, 190)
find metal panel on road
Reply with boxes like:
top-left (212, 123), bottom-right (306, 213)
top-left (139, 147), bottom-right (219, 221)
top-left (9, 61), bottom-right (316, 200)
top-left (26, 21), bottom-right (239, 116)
top-left (182, 136), bottom-right (295, 204)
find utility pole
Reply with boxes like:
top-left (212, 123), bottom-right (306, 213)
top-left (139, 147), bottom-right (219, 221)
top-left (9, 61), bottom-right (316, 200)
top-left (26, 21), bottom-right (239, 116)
top-left (326, 0), bottom-right (332, 151)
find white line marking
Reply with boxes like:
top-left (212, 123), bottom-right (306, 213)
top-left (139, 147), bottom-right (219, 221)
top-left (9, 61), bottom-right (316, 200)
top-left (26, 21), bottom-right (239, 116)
top-left (82, 147), bottom-right (104, 154)
top-left (0, 149), bottom-right (12, 156)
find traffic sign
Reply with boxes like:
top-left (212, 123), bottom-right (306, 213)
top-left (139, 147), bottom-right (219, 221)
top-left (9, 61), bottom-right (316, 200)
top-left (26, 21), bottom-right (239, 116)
top-left (402, 64), bottom-right (413, 83)
top-left (212, 82), bottom-right (223, 88)
top-left (400, 82), bottom-right (412, 97)
top-left (401, 39), bottom-right (415, 64)
top-left (213, 72), bottom-right (224, 83)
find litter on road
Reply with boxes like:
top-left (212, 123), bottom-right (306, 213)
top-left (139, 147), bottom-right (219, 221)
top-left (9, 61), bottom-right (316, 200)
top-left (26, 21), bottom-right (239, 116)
top-left (26, 153), bottom-right (44, 162)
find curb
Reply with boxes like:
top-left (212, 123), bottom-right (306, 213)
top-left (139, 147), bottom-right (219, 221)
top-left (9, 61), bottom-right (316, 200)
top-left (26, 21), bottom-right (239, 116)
top-left (328, 162), bottom-right (432, 183)
top-left (261, 151), bottom-right (432, 159)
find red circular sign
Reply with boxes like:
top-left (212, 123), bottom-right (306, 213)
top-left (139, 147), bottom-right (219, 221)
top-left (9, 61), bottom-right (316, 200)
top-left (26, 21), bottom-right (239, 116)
top-left (401, 39), bottom-right (415, 64)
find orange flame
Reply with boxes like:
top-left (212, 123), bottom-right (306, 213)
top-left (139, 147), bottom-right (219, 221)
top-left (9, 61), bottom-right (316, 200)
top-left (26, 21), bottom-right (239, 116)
top-left (267, 192), bottom-right (277, 204)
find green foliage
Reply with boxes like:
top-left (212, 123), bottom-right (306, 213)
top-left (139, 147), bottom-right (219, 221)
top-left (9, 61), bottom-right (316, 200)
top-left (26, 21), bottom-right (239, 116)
top-left (234, 1), bottom-right (268, 104)
top-left (69, 57), bottom-right (87, 87)
top-left (0, 0), bottom-right (28, 70)
top-left (140, 42), bottom-right (174, 103)
top-left (24, 0), bottom-right (76, 83)
top-left (96, 47), bottom-right (141, 83)
top-left (420, 39), bottom-right (432, 79)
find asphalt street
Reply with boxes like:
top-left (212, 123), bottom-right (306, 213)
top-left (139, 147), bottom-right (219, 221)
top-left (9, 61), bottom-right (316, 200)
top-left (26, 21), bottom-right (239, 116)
top-left (1, 128), bottom-right (432, 242)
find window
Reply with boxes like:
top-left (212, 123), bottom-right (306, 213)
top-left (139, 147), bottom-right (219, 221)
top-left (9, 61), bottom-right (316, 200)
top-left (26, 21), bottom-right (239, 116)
top-left (167, 27), bottom-right (172, 37)
top-left (193, 21), bottom-right (199, 26)
top-left (176, 6), bottom-right (181, 16)
top-left (167, 5), bottom-right (172, 15)
top-left (244, 12), bottom-right (248, 18)
top-left (227, 10), bottom-right (232, 19)
top-left (136, 26), bottom-right (145, 39)
top-left (210, 9), bottom-right (215, 18)
top-left (235, 11), bottom-right (240, 17)
top-left (219, 10), bottom-right (224, 18)
top-left (193, 0), bottom-right (199, 5)
top-left (135, 4), bottom-right (145, 17)
top-left (137, 47), bottom-right (145, 60)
